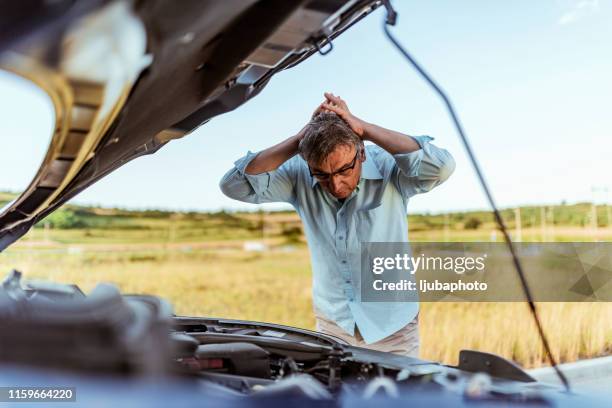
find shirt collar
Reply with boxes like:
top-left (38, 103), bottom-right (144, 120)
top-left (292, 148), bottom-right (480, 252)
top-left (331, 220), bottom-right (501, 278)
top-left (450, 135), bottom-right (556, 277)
top-left (310, 147), bottom-right (383, 187)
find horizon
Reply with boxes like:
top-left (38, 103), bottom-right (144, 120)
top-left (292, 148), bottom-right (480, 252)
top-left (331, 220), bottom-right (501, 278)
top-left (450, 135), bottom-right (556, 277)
top-left (1, 188), bottom-right (605, 216)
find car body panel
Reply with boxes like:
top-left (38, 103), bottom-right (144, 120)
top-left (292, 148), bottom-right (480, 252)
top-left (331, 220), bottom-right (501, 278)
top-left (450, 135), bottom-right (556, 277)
top-left (0, 0), bottom-right (382, 251)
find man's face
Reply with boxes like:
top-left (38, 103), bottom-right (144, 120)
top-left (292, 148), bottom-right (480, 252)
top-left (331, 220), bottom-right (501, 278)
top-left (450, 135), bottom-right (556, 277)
top-left (309, 144), bottom-right (364, 199)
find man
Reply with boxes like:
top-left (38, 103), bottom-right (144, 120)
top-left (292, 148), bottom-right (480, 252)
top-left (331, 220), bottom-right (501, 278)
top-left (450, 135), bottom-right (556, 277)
top-left (219, 92), bottom-right (455, 357)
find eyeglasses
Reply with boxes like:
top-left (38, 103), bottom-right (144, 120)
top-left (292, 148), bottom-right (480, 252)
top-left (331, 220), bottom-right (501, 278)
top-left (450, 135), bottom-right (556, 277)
top-left (309, 149), bottom-right (361, 182)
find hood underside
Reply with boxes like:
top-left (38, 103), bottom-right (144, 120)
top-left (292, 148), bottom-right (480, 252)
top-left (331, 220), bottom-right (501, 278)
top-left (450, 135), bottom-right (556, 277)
top-left (0, 0), bottom-right (382, 251)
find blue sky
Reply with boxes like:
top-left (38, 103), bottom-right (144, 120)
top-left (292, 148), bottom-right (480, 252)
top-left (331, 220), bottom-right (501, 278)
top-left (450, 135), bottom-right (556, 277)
top-left (1, 0), bottom-right (610, 213)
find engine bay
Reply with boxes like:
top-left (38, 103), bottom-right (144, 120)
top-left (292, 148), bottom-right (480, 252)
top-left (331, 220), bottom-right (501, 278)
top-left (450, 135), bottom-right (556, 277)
top-left (0, 270), bottom-right (569, 404)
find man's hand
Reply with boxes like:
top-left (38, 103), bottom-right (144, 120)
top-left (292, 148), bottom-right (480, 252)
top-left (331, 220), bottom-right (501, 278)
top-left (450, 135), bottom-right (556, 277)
top-left (314, 92), bottom-right (422, 155)
top-left (295, 99), bottom-right (336, 143)
top-left (315, 92), bottom-right (369, 139)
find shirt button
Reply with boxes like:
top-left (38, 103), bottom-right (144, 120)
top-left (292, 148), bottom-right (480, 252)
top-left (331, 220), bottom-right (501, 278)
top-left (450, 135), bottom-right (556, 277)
top-left (338, 236), bottom-right (344, 240)
top-left (342, 260), bottom-right (347, 264)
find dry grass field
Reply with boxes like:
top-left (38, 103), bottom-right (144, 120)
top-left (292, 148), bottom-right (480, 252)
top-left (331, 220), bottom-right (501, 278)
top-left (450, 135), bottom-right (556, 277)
top-left (2, 197), bottom-right (610, 368)
top-left (2, 239), bottom-right (610, 369)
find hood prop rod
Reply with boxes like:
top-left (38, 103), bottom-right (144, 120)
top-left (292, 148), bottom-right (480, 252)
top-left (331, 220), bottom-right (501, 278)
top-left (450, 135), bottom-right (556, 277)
top-left (380, 0), bottom-right (570, 392)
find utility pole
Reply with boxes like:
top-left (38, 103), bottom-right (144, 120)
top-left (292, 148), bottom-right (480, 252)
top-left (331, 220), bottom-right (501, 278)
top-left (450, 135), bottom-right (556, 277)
top-left (607, 194), bottom-right (612, 229)
top-left (592, 186), bottom-right (611, 229)
top-left (514, 207), bottom-right (522, 242)
top-left (591, 202), bottom-right (598, 240)
top-left (540, 206), bottom-right (547, 242)
top-left (444, 212), bottom-right (450, 242)
top-left (590, 186), bottom-right (605, 241)
top-left (547, 206), bottom-right (555, 242)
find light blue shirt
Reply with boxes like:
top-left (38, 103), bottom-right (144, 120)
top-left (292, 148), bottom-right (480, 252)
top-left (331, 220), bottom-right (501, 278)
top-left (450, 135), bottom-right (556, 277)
top-left (219, 135), bottom-right (455, 343)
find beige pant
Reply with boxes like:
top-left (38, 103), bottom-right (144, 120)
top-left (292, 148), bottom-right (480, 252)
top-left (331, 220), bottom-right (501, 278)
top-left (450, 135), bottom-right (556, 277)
top-left (315, 310), bottom-right (420, 358)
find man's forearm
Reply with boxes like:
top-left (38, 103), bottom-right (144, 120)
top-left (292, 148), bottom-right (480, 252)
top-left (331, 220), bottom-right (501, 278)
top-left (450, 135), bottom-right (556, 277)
top-left (362, 122), bottom-right (420, 155)
top-left (245, 133), bottom-right (301, 175)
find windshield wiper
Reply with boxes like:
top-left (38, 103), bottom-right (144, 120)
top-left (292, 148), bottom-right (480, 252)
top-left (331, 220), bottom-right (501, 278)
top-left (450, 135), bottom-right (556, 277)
top-left (380, 0), bottom-right (570, 392)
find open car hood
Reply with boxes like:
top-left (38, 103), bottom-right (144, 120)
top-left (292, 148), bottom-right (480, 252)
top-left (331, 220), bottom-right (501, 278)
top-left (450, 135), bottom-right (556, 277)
top-left (0, 0), bottom-right (382, 251)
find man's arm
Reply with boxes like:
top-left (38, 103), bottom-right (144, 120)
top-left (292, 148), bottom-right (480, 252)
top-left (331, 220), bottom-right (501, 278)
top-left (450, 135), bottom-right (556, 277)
top-left (245, 97), bottom-right (333, 175)
top-left (320, 92), bottom-right (455, 197)
top-left (244, 133), bottom-right (301, 175)
top-left (220, 100), bottom-right (332, 204)
top-left (361, 122), bottom-right (420, 154)
top-left (219, 125), bottom-right (311, 205)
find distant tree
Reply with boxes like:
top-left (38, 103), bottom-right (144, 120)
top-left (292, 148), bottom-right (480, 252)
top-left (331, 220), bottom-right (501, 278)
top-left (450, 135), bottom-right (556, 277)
top-left (280, 223), bottom-right (302, 244)
top-left (42, 210), bottom-right (85, 229)
top-left (464, 217), bottom-right (482, 230)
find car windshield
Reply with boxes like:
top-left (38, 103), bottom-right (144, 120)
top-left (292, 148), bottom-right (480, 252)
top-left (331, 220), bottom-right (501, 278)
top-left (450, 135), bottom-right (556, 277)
top-left (0, 1), bottom-right (610, 379)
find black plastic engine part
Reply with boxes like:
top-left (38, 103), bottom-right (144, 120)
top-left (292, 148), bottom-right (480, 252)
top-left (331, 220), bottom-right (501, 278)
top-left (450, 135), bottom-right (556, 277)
top-left (196, 342), bottom-right (271, 378)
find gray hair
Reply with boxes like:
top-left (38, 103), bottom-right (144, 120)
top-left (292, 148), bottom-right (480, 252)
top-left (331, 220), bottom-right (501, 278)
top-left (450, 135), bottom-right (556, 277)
top-left (298, 112), bottom-right (363, 166)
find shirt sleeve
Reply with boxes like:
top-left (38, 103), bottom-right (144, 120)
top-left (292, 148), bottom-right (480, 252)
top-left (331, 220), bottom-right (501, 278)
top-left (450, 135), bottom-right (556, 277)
top-left (389, 135), bottom-right (456, 198)
top-left (219, 150), bottom-right (298, 205)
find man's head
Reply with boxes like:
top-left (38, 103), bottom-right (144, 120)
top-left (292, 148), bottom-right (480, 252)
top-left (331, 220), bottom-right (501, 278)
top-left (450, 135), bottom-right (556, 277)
top-left (298, 112), bottom-right (365, 199)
